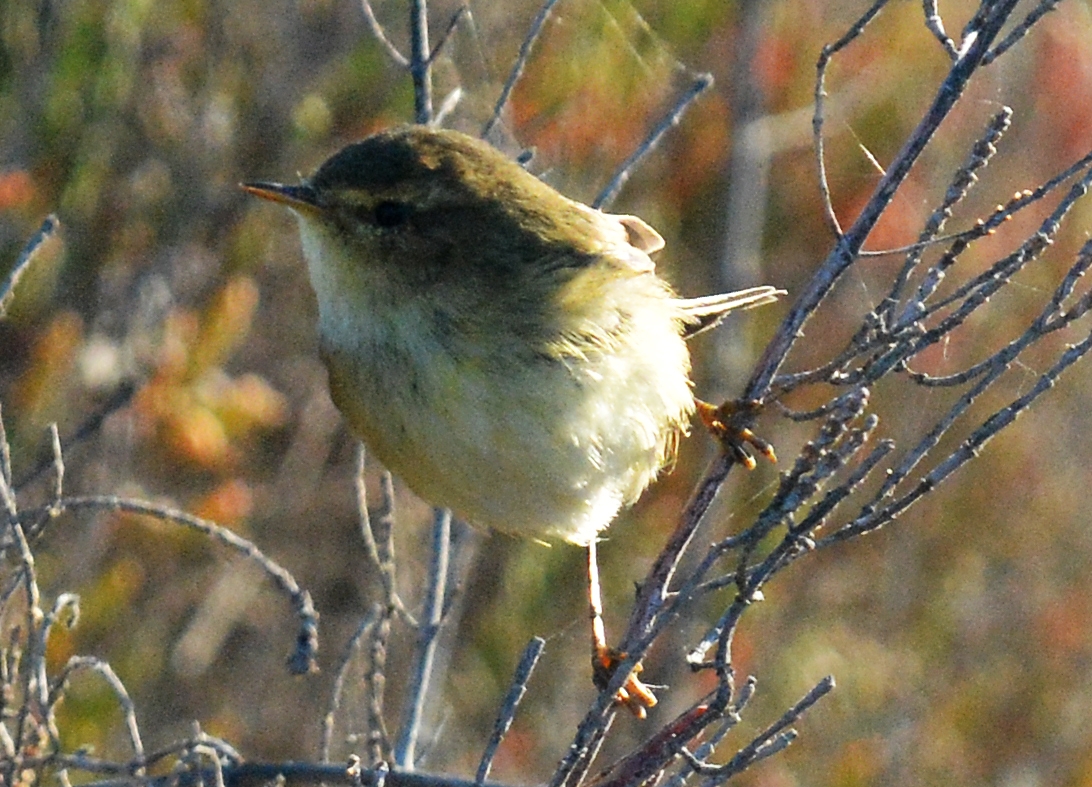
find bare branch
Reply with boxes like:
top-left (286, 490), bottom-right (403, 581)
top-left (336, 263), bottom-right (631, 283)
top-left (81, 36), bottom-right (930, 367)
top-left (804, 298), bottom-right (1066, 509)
top-left (982, 0), bottom-right (1064, 66)
top-left (322, 604), bottom-right (389, 764)
top-left (755, 0), bottom-right (1021, 403)
top-left (356, 447), bottom-right (412, 622)
top-left (922, 0), bottom-right (958, 58)
top-left (812, 0), bottom-right (889, 239)
top-left (410, 0), bottom-right (433, 124)
top-left (879, 106), bottom-right (1012, 323)
top-left (5, 4), bottom-right (1083, 787)
top-left (17, 496), bottom-right (319, 675)
top-left (481, 0), bottom-right (563, 141)
top-left (48, 657), bottom-right (145, 769)
top-left (82, 762), bottom-right (521, 787)
top-left (664, 680), bottom-right (754, 787)
top-left (4, 483), bottom-right (43, 787)
top-left (394, 508), bottom-right (451, 769)
top-left (48, 423), bottom-right (63, 507)
top-left (824, 318), bottom-right (1092, 546)
top-left (0, 215), bottom-right (58, 318)
top-left (12, 381), bottom-right (137, 495)
top-left (360, 1), bottom-right (409, 67)
top-left (475, 637), bottom-right (545, 785)
top-left (585, 701), bottom-right (720, 787)
top-left (0, 403), bottom-right (15, 517)
top-left (427, 6), bottom-right (469, 66)
top-left (708, 676), bottom-right (834, 783)
top-left (593, 72), bottom-right (714, 210)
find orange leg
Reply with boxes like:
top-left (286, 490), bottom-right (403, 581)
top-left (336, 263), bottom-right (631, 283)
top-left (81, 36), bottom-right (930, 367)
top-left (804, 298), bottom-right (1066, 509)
top-left (587, 540), bottom-right (657, 719)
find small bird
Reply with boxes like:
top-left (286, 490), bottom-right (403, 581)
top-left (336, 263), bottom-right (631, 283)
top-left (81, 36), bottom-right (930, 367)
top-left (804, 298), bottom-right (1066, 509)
top-left (244, 126), bottom-right (781, 715)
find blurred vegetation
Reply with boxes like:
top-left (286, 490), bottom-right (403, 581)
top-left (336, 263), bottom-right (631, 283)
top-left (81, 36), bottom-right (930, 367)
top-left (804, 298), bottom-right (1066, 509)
top-left (4, 1), bottom-right (1092, 785)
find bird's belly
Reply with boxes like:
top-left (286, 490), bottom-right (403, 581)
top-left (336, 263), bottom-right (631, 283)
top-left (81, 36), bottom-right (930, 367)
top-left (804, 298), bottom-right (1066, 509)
top-left (322, 330), bottom-right (690, 546)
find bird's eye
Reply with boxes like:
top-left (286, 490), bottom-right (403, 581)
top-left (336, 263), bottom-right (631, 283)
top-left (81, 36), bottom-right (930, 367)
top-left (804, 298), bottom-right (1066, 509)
top-left (373, 200), bottom-right (413, 228)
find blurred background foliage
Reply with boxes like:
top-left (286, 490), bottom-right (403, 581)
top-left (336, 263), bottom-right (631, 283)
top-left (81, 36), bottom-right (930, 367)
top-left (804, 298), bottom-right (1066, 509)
top-left (3, 0), bottom-right (1092, 785)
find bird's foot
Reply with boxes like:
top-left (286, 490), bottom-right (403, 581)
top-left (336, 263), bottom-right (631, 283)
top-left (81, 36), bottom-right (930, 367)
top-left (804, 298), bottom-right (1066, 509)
top-left (593, 645), bottom-right (657, 719)
top-left (696, 398), bottom-right (777, 470)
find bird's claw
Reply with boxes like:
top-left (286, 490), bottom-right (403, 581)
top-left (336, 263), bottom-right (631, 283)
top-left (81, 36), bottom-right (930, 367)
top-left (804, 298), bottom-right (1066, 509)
top-left (696, 399), bottom-right (777, 469)
top-left (593, 646), bottom-right (657, 719)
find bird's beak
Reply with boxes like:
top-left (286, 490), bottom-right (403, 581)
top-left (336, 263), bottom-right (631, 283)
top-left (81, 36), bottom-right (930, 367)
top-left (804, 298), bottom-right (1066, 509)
top-left (241, 181), bottom-right (323, 215)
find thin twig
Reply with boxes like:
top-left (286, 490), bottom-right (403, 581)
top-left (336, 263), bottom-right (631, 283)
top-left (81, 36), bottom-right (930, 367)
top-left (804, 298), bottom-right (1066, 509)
top-left (426, 6), bottom-right (469, 66)
top-left (356, 448), bottom-right (411, 622)
top-left (908, 241), bottom-right (1092, 387)
top-left (552, 452), bottom-right (734, 787)
top-left (593, 73), bottom-right (713, 210)
top-left (0, 403), bottom-right (12, 502)
top-left (922, 0), bottom-right (958, 58)
top-left (696, 677), bottom-right (835, 785)
top-left (13, 381), bottom-right (137, 494)
top-left (48, 423), bottom-right (63, 507)
top-left (322, 604), bottom-right (384, 763)
top-left (667, 680), bottom-right (755, 787)
top-left (683, 401), bottom-right (883, 667)
top-left (982, 0), bottom-right (1063, 66)
top-left (586, 700), bottom-right (720, 787)
top-left (481, 0), bottom-right (563, 141)
top-left (47, 657), bottom-right (145, 770)
top-left (366, 610), bottom-right (395, 765)
top-left (771, 147), bottom-right (1092, 397)
top-left (135, 732), bottom-right (243, 771)
top-left (5, 493), bottom-right (41, 786)
top-left (812, 0), bottom-right (889, 239)
top-left (0, 215), bottom-right (58, 318)
top-left (824, 307), bottom-right (1092, 546)
top-left (475, 637), bottom-right (545, 785)
top-left (922, 151), bottom-right (1092, 319)
top-left (751, 0), bottom-right (1020, 402)
top-left (360, 1), bottom-right (409, 66)
top-left (881, 106), bottom-right (1012, 325)
top-left (80, 763), bottom-right (519, 787)
top-left (394, 508), bottom-right (451, 769)
top-left (17, 496), bottom-right (319, 674)
top-left (409, 0), bottom-right (433, 124)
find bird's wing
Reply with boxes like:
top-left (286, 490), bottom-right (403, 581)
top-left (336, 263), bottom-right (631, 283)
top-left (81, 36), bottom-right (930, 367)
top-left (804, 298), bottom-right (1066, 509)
top-left (614, 214), bottom-right (665, 254)
top-left (571, 206), bottom-right (662, 274)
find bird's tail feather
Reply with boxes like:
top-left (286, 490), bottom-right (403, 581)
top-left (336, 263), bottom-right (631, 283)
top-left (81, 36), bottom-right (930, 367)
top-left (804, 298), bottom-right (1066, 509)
top-left (679, 286), bottom-right (785, 337)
